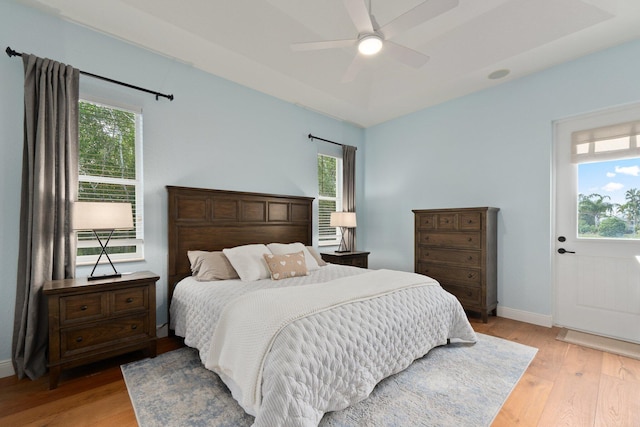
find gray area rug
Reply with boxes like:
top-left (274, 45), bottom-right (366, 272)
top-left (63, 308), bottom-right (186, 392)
top-left (122, 333), bottom-right (536, 427)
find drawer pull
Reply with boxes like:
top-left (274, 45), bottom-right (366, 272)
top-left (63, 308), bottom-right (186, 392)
top-left (467, 291), bottom-right (473, 297)
top-left (126, 298), bottom-right (134, 303)
top-left (80, 305), bottom-right (88, 311)
top-left (468, 256), bottom-right (473, 261)
top-left (444, 219), bottom-right (449, 223)
top-left (467, 219), bottom-right (473, 224)
top-left (76, 336), bottom-right (83, 343)
top-left (468, 273), bottom-right (474, 279)
top-left (468, 238), bottom-right (473, 242)
top-left (131, 324), bottom-right (137, 330)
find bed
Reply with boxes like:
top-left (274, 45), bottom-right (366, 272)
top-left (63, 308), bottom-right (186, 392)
top-left (166, 186), bottom-right (477, 427)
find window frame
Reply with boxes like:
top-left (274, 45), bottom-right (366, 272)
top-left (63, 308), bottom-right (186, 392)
top-left (317, 153), bottom-right (343, 247)
top-left (76, 97), bottom-right (145, 266)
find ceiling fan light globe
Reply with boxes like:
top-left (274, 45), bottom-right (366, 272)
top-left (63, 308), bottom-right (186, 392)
top-left (358, 35), bottom-right (383, 55)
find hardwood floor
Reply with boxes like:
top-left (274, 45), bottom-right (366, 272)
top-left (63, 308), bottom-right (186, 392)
top-left (1, 317), bottom-right (639, 426)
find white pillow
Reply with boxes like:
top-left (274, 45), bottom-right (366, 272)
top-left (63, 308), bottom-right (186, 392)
top-left (222, 244), bottom-right (272, 282)
top-left (267, 242), bottom-right (320, 271)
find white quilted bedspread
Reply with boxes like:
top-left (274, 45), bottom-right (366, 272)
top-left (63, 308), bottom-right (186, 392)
top-left (170, 265), bottom-right (477, 427)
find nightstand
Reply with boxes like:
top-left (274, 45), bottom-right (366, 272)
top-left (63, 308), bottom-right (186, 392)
top-left (320, 251), bottom-right (370, 268)
top-left (44, 271), bottom-right (158, 389)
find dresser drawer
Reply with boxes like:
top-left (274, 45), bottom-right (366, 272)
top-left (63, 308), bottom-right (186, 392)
top-left (60, 293), bottom-right (108, 325)
top-left (459, 212), bottom-right (482, 230)
top-left (417, 263), bottom-right (482, 286)
top-left (418, 214), bottom-right (436, 229)
top-left (437, 214), bottom-right (457, 229)
top-left (61, 315), bottom-right (149, 357)
top-left (418, 247), bottom-right (481, 267)
top-left (112, 287), bottom-right (148, 314)
top-left (442, 284), bottom-right (481, 305)
top-left (418, 232), bottom-right (481, 249)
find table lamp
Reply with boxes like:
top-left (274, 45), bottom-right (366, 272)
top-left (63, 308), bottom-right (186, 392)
top-left (73, 202), bottom-right (134, 281)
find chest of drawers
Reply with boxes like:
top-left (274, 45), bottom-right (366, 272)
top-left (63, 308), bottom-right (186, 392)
top-left (44, 271), bottom-right (158, 389)
top-left (413, 207), bottom-right (499, 322)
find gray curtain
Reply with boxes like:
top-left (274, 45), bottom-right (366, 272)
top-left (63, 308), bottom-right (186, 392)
top-left (12, 54), bottom-right (79, 380)
top-left (342, 145), bottom-right (356, 251)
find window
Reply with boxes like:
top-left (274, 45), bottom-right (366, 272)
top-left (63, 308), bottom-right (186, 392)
top-left (76, 99), bottom-right (144, 264)
top-left (574, 120), bottom-right (640, 239)
top-left (318, 154), bottom-right (343, 246)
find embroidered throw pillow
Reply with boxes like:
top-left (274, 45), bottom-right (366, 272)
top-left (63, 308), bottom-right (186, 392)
top-left (262, 251), bottom-right (309, 280)
top-left (267, 242), bottom-right (320, 271)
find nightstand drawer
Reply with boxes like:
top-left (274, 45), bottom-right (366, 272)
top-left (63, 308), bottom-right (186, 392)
top-left (62, 315), bottom-right (149, 356)
top-left (112, 287), bottom-right (148, 314)
top-left (418, 232), bottom-right (481, 249)
top-left (320, 251), bottom-right (369, 268)
top-left (60, 293), bottom-right (108, 325)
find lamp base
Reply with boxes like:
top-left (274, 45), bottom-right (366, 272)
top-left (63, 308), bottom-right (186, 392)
top-left (88, 273), bottom-right (122, 281)
top-left (334, 250), bottom-right (351, 253)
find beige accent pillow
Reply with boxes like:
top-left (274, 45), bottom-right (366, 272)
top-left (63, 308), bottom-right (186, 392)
top-left (262, 251), bottom-right (309, 280)
top-left (305, 246), bottom-right (327, 267)
top-left (267, 242), bottom-right (320, 271)
top-left (187, 251), bottom-right (239, 281)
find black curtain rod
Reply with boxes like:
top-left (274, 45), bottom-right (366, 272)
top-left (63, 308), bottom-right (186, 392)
top-left (308, 133), bottom-right (356, 150)
top-left (6, 46), bottom-right (174, 101)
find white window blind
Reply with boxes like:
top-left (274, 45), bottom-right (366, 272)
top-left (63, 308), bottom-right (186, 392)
top-left (77, 99), bottom-right (144, 264)
top-left (572, 120), bottom-right (640, 163)
top-left (318, 154), bottom-right (343, 246)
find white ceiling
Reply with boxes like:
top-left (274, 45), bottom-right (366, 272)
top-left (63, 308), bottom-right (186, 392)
top-left (16, 0), bottom-right (640, 127)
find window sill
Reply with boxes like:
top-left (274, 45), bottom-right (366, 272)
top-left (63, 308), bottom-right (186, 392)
top-left (76, 256), bottom-right (145, 267)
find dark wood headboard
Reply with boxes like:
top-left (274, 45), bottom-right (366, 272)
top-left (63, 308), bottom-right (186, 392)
top-left (166, 186), bottom-right (314, 306)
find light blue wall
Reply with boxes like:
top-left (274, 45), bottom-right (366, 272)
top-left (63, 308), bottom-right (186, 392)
top-left (363, 38), bottom-right (640, 317)
top-left (0, 2), bottom-right (364, 364)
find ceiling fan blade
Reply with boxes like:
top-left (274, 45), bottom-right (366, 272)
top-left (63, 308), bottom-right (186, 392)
top-left (343, 0), bottom-right (374, 34)
top-left (380, 0), bottom-right (459, 40)
top-left (291, 39), bottom-right (356, 51)
top-left (341, 54), bottom-right (366, 83)
top-left (383, 41), bottom-right (429, 68)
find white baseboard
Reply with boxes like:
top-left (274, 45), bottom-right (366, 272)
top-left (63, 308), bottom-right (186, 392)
top-left (157, 324), bottom-right (168, 338)
top-left (0, 359), bottom-right (15, 379)
top-left (497, 306), bottom-right (553, 328)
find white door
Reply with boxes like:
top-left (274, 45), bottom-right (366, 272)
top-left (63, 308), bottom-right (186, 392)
top-left (554, 104), bottom-right (640, 344)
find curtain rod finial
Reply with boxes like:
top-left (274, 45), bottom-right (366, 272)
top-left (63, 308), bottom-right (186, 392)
top-left (6, 46), bottom-right (19, 57)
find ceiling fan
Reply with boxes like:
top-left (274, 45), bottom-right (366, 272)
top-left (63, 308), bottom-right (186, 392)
top-left (291, 0), bottom-right (459, 82)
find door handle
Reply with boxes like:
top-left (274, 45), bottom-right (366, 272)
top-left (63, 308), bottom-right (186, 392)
top-left (557, 248), bottom-right (575, 254)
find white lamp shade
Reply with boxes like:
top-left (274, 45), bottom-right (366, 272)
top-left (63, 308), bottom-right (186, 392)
top-left (330, 212), bottom-right (357, 228)
top-left (73, 202), bottom-right (134, 230)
